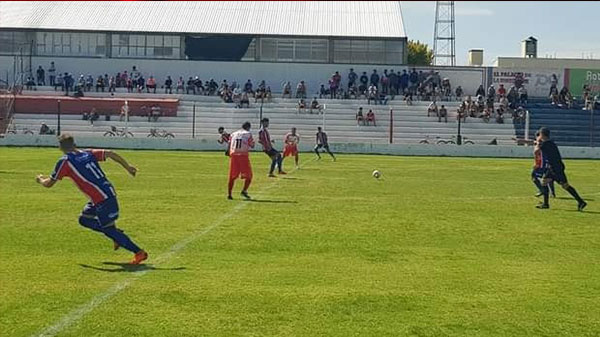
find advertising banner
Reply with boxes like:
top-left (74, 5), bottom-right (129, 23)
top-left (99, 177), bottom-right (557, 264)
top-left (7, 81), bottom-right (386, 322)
top-left (567, 69), bottom-right (600, 97)
top-left (492, 68), bottom-right (564, 98)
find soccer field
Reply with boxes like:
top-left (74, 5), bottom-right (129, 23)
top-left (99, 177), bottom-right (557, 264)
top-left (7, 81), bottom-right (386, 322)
top-left (1, 147), bottom-right (599, 337)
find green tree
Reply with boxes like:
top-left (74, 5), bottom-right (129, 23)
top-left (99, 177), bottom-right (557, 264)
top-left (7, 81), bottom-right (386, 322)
top-left (407, 40), bottom-right (434, 66)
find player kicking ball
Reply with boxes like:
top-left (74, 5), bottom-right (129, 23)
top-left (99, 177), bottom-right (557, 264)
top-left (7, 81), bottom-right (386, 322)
top-left (258, 118), bottom-right (286, 177)
top-left (314, 126), bottom-right (336, 161)
top-left (532, 132), bottom-right (555, 198)
top-left (228, 122), bottom-right (255, 200)
top-left (283, 127), bottom-right (300, 169)
top-left (35, 134), bottom-right (148, 264)
top-left (534, 127), bottom-right (587, 211)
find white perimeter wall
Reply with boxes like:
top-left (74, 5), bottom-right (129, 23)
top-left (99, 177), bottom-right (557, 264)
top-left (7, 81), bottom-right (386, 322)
top-left (0, 56), bottom-right (485, 97)
top-left (2, 135), bottom-right (600, 159)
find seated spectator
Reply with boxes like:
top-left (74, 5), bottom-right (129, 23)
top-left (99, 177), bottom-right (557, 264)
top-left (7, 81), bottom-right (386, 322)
top-left (149, 104), bottom-right (161, 122)
top-left (85, 75), bottom-right (94, 92)
top-left (297, 98), bottom-right (307, 114)
top-left (427, 101), bottom-right (438, 117)
top-left (194, 76), bottom-right (204, 95)
top-left (296, 81), bottom-right (307, 99)
top-left (83, 108), bottom-right (99, 125)
top-left (76, 75), bottom-right (85, 92)
top-left (244, 79), bottom-right (254, 96)
top-left (558, 86), bottom-right (573, 108)
top-left (513, 106), bottom-right (526, 122)
top-left (207, 79), bottom-right (218, 95)
top-left (310, 97), bottom-right (322, 114)
top-left (438, 104), bottom-right (448, 123)
top-left (239, 92), bottom-right (250, 108)
top-left (441, 78), bottom-right (451, 99)
top-left (377, 92), bottom-right (389, 105)
top-left (497, 84), bottom-right (506, 99)
top-left (476, 84), bottom-right (485, 97)
top-left (475, 94), bottom-right (485, 113)
top-left (481, 108), bottom-right (493, 122)
top-left (367, 84), bottom-right (377, 105)
top-left (495, 108), bottom-right (504, 124)
top-left (186, 77), bottom-right (196, 94)
top-left (73, 86), bottom-right (84, 97)
top-left (176, 76), bottom-right (184, 94)
top-left (366, 109), bottom-right (376, 126)
top-left (136, 75), bottom-right (145, 93)
top-left (457, 102), bottom-right (467, 122)
top-left (356, 107), bottom-right (365, 125)
top-left (404, 91), bottom-right (413, 105)
top-left (119, 102), bottom-right (129, 122)
top-left (549, 84), bottom-right (559, 105)
top-left (348, 83), bottom-right (358, 99)
top-left (96, 75), bottom-right (105, 92)
top-left (518, 86), bottom-right (528, 104)
top-left (282, 81), bottom-right (292, 98)
top-left (232, 87), bottom-right (242, 105)
top-left (25, 76), bottom-right (36, 90)
top-left (39, 122), bottom-right (54, 135)
top-left (465, 95), bottom-right (473, 111)
top-left (499, 95), bottom-right (509, 110)
top-left (164, 76), bottom-right (173, 94)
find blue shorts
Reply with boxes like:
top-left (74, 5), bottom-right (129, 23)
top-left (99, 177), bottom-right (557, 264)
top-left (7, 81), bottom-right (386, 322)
top-left (82, 198), bottom-right (120, 227)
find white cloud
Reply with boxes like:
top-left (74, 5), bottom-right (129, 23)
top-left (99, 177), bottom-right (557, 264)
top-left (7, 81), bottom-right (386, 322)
top-left (455, 8), bottom-right (494, 16)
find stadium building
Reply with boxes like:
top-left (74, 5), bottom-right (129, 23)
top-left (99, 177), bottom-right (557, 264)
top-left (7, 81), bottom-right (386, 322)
top-left (0, 1), bottom-right (408, 90)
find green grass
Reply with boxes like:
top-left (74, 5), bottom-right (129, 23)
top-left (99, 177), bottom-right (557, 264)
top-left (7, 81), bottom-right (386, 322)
top-left (1, 147), bottom-right (600, 337)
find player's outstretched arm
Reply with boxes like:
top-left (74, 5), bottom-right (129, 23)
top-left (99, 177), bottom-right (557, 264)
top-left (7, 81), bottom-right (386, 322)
top-left (105, 150), bottom-right (137, 177)
top-left (36, 174), bottom-right (56, 188)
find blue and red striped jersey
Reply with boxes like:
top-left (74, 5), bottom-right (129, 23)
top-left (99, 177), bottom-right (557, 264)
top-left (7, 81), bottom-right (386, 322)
top-left (51, 149), bottom-right (116, 204)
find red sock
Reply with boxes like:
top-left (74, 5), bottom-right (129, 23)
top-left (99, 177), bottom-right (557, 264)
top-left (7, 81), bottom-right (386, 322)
top-left (242, 177), bottom-right (252, 192)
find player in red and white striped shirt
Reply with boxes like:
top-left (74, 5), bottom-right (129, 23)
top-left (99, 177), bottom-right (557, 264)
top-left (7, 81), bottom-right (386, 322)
top-left (258, 118), bottom-right (286, 177)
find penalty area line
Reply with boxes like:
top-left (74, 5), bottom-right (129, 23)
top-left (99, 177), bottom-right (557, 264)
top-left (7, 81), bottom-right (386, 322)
top-left (32, 163), bottom-right (307, 337)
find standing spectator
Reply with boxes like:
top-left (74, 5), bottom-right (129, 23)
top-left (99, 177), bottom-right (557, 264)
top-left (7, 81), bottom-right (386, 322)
top-left (164, 76), bottom-right (173, 94)
top-left (475, 84), bottom-right (485, 97)
top-left (131, 66), bottom-right (140, 82)
top-left (388, 69), bottom-right (398, 96)
top-left (63, 73), bottom-right (73, 96)
top-left (381, 69), bottom-right (389, 94)
top-left (36, 66), bottom-right (45, 86)
top-left (119, 102), bottom-right (129, 122)
top-left (54, 73), bottom-right (64, 91)
top-left (108, 76), bottom-right (116, 93)
top-left (455, 86), bottom-right (463, 101)
top-left (26, 76), bottom-right (35, 90)
top-left (331, 71), bottom-right (341, 98)
top-left (96, 75), bottom-right (105, 92)
top-left (146, 76), bottom-right (157, 93)
top-left (328, 78), bottom-right (338, 99)
top-left (126, 77), bottom-right (134, 93)
top-left (518, 86), bottom-right (528, 105)
top-left (115, 72), bottom-right (122, 87)
top-left (359, 72), bottom-right (369, 96)
top-left (399, 70), bottom-right (409, 95)
top-left (48, 62), bottom-right (56, 87)
top-left (318, 84), bottom-right (328, 99)
top-left (121, 71), bottom-right (128, 87)
top-left (514, 73), bottom-right (524, 88)
top-left (348, 68), bottom-right (357, 88)
top-left (409, 68), bottom-right (419, 94)
top-left (296, 80), bottom-right (307, 99)
top-left (370, 69), bottom-right (379, 88)
top-left (282, 81), bottom-right (292, 98)
top-left (176, 76), bottom-right (184, 93)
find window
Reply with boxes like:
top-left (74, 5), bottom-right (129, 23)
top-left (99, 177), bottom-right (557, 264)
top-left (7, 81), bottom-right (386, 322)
top-left (35, 31), bottom-right (106, 57)
top-left (242, 39), bottom-right (256, 61)
top-left (111, 34), bottom-right (180, 59)
top-left (333, 39), bottom-right (404, 65)
top-left (260, 38), bottom-right (328, 63)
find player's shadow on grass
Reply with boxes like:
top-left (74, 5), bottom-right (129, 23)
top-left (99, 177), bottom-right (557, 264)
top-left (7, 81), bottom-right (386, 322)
top-left (560, 210), bottom-right (600, 215)
top-left (79, 262), bottom-right (186, 273)
top-left (247, 199), bottom-right (297, 204)
top-left (556, 197), bottom-right (595, 201)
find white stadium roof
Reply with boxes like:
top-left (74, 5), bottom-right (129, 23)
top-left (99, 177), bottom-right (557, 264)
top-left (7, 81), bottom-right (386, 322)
top-left (0, 1), bottom-right (407, 39)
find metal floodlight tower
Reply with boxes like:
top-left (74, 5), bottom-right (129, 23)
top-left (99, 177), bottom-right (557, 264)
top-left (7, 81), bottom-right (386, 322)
top-left (433, 1), bottom-right (456, 66)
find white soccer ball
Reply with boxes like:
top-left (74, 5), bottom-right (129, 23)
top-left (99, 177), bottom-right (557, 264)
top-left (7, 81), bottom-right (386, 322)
top-left (372, 170), bottom-right (381, 179)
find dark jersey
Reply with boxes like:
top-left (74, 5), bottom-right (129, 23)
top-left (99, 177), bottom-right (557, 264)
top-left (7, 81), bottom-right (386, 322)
top-left (540, 140), bottom-right (564, 172)
top-left (316, 131), bottom-right (328, 146)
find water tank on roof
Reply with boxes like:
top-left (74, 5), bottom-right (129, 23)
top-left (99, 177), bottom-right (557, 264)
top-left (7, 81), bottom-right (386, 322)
top-left (468, 49), bottom-right (483, 66)
top-left (522, 36), bottom-right (538, 58)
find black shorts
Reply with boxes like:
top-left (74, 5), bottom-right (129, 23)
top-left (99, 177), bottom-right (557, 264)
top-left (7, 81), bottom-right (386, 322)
top-left (315, 144), bottom-right (330, 151)
top-left (265, 148), bottom-right (279, 158)
top-left (544, 167), bottom-right (568, 184)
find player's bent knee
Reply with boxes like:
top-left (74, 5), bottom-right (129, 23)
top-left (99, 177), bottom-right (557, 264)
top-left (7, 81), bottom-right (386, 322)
top-left (560, 182), bottom-right (570, 189)
top-left (78, 214), bottom-right (98, 228)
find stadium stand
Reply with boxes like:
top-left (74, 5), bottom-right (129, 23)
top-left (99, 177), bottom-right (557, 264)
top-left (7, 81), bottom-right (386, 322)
top-left (9, 87), bottom-right (517, 145)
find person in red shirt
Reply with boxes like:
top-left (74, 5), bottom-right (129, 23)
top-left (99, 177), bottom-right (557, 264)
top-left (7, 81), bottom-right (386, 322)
top-left (228, 122), bottom-right (255, 199)
top-left (497, 84), bottom-right (506, 100)
top-left (35, 134), bottom-right (147, 264)
top-left (366, 109), bottom-right (376, 126)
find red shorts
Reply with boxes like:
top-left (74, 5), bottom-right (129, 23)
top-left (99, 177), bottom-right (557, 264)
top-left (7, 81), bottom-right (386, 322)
top-left (283, 144), bottom-right (298, 157)
top-left (229, 154), bottom-right (252, 180)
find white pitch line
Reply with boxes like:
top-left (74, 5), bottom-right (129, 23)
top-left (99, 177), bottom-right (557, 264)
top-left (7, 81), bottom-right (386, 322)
top-left (33, 161), bottom-right (307, 337)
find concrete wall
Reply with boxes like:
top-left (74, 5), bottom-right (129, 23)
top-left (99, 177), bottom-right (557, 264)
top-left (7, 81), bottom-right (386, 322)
top-left (2, 134), bottom-right (600, 159)
top-left (0, 56), bottom-right (485, 97)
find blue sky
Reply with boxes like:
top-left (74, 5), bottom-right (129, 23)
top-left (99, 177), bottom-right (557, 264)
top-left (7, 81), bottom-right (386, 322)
top-left (401, 1), bottom-right (599, 65)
